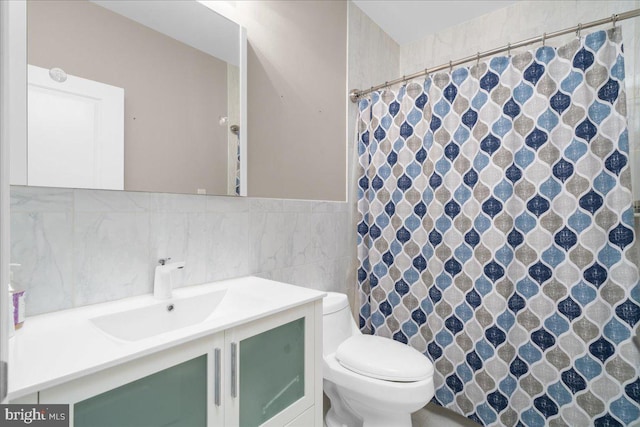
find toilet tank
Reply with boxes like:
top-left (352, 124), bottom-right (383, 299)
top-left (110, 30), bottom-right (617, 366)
top-left (323, 292), bottom-right (360, 356)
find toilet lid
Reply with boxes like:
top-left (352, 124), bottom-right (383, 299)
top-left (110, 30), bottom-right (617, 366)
top-left (335, 335), bottom-right (434, 382)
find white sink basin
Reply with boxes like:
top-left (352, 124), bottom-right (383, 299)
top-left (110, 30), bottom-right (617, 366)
top-left (90, 289), bottom-right (227, 341)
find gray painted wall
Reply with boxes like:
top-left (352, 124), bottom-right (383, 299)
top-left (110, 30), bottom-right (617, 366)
top-left (239, 1), bottom-right (348, 201)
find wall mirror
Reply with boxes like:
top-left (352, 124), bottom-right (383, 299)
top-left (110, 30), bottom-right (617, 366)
top-left (13, 0), bottom-right (247, 196)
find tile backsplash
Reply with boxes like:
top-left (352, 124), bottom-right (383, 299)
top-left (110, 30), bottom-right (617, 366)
top-left (10, 186), bottom-right (355, 316)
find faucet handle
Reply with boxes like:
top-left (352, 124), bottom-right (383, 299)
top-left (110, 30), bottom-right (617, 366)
top-left (158, 258), bottom-right (171, 266)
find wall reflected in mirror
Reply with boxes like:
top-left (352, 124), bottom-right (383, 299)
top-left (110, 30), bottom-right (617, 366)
top-left (15, 0), bottom-right (245, 196)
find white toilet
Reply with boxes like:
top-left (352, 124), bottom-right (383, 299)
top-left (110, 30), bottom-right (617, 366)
top-left (322, 292), bottom-right (435, 427)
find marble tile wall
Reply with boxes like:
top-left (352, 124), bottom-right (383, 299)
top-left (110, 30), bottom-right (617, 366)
top-left (346, 2), bottom-right (401, 313)
top-left (10, 186), bottom-right (353, 316)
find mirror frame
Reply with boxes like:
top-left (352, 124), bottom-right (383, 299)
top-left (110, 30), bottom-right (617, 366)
top-left (11, 0), bottom-right (247, 197)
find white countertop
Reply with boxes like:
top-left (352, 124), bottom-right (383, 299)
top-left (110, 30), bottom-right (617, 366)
top-left (8, 276), bottom-right (325, 399)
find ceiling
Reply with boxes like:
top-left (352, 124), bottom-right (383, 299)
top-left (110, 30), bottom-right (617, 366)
top-left (353, 0), bottom-right (517, 46)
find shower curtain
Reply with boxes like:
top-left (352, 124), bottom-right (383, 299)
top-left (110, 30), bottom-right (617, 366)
top-left (356, 28), bottom-right (639, 426)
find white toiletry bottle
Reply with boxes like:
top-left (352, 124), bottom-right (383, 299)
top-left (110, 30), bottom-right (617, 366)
top-left (9, 263), bottom-right (25, 330)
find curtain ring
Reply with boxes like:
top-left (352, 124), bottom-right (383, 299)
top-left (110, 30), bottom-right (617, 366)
top-left (612, 14), bottom-right (617, 28)
top-left (449, 60), bottom-right (452, 73)
top-left (507, 42), bottom-right (511, 57)
top-left (424, 68), bottom-right (429, 78)
top-left (542, 32), bottom-right (546, 47)
top-left (476, 52), bottom-right (480, 67)
top-left (576, 23), bottom-right (582, 39)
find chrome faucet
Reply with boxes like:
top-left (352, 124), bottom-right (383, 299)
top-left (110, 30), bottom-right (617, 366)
top-left (153, 258), bottom-right (185, 299)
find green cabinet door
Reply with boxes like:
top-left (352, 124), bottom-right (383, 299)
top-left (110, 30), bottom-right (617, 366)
top-left (74, 355), bottom-right (207, 427)
top-left (239, 318), bottom-right (305, 427)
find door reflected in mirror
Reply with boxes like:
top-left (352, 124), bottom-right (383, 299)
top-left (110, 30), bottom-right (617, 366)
top-left (16, 0), bottom-right (246, 196)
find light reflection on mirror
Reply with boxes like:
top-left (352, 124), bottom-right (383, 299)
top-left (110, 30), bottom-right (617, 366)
top-left (16, 0), bottom-right (245, 196)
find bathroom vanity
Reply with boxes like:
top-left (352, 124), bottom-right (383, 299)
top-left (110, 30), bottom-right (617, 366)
top-left (8, 277), bottom-right (324, 426)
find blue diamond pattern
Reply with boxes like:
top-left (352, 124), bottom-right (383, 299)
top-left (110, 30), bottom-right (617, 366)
top-left (605, 150), bottom-right (627, 176)
top-left (534, 394), bottom-right (559, 418)
top-left (576, 118), bottom-right (598, 142)
top-left (550, 91), bottom-right (571, 114)
top-left (573, 47), bottom-right (595, 71)
top-left (562, 367), bottom-right (587, 394)
top-left (589, 336), bottom-right (616, 363)
top-left (524, 62), bottom-right (545, 85)
top-left (615, 299), bottom-right (640, 328)
top-left (579, 190), bottom-right (603, 214)
top-left (525, 128), bottom-right (548, 150)
top-left (599, 78), bottom-right (620, 104)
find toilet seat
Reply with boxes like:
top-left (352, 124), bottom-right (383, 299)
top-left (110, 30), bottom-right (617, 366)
top-left (335, 335), bottom-right (433, 382)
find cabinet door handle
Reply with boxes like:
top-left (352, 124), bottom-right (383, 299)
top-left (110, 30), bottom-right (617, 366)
top-left (214, 348), bottom-right (221, 407)
top-left (231, 342), bottom-right (238, 398)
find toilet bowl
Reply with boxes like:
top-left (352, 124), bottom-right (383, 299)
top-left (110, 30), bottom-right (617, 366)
top-left (322, 292), bottom-right (435, 427)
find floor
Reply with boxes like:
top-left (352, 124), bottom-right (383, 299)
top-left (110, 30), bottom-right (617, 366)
top-left (412, 403), bottom-right (480, 427)
top-left (324, 395), bottom-right (480, 427)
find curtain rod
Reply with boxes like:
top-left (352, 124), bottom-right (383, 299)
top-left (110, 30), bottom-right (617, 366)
top-left (349, 8), bottom-right (640, 103)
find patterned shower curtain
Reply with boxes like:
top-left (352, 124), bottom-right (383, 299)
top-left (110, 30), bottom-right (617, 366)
top-left (356, 28), bottom-right (639, 426)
